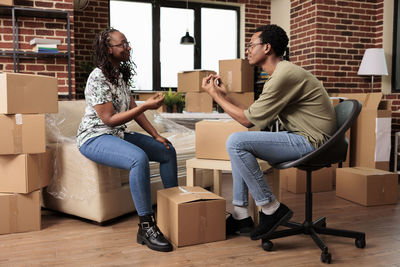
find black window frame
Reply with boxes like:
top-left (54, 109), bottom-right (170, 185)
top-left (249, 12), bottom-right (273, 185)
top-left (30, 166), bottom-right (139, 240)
top-left (109, 0), bottom-right (240, 91)
top-left (392, 0), bottom-right (400, 92)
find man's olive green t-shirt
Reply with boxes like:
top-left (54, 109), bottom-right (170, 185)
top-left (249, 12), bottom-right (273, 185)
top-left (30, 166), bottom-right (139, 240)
top-left (244, 60), bottom-right (337, 149)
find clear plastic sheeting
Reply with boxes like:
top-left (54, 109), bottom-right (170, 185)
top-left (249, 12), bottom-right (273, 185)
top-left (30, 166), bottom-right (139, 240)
top-left (45, 100), bottom-right (196, 202)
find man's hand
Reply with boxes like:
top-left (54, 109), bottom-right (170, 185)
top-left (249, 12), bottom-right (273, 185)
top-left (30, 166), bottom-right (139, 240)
top-left (144, 93), bottom-right (164, 110)
top-left (202, 74), bottom-right (228, 97)
top-left (154, 134), bottom-right (171, 149)
top-left (212, 75), bottom-right (228, 96)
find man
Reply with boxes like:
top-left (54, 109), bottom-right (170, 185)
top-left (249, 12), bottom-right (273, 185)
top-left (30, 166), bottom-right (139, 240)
top-left (201, 24), bottom-right (336, 240)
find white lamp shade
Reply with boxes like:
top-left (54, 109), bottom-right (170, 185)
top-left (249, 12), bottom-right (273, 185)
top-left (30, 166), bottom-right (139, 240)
top-left (358, 48), bottom-right (388, 76)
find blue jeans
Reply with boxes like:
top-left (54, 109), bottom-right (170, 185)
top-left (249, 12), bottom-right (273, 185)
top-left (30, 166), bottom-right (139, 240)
top-left (226, 131), bottom-right (315, 207)
top-left (79, 132), bottom-right (178, 216)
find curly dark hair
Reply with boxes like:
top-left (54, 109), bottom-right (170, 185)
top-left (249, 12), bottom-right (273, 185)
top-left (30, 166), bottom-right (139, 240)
top-left (92, 28), bottom-right (136, 87)
top-left (255, 24), bottom-right (288, 57)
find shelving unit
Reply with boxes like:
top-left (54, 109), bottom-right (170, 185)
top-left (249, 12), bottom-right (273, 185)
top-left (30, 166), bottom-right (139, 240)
top-left (0, 6), bottom-right (72, 99)
top-left (394, 132), bottom-right (400, 174)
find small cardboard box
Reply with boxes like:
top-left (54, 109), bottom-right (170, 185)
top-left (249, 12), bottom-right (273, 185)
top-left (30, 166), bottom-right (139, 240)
top-left (228, 92), bottom-right (254, 108)
top-left (0, 190), bottom-right (41, 235)
top-left (0, 72), bottom-right (58, 114)
top-left (0, 0), bottom-right (13, 6)
top-left (177, 70), bottom-right (216, 92)
top-left (0, 149), bottom-right (52, 193)
top-left (279, 167), bottom-right (334, 193)
top-left (157, 186), bottom-right (225, 247)
top-left (0, 114), bottom-right (46, 155)
top-left (336, 167), bottom-right (398, 206)
top-left (219, 59), bottom-right (254, 92)
top-left (331, 93), bottom-right (391, 171)
top-left (195, 120), bottom-right (258, 160)
top-left (185, 92), bottom-right (213, 113)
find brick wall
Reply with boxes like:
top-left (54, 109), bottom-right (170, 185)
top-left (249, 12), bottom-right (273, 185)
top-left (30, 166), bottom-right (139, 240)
top-left (74, 0), bottom-right (108, 98)
top-left (0, 0), bottom-right (75, 97)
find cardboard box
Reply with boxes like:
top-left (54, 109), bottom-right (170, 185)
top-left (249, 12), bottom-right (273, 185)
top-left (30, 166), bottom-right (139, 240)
top-left (279, 167), bottom-right (334, 193)
top-left (228, 92), bottom-right (254, 108)
top-left (178, 70), bottom-right (216, 92)
top-left (0, 150), bottom-right (52, 193)
top-left (0, 190), bottom-right (41, 235)
top-left (0, 0), bottom-right (13, 6)
top-left (195, 120), bottom-right (257, 160)
top-left (0, 114), bottom-right (46, 155)
top-left (185, 92), bottom-right (213, 113)
top-left (157, 186), bottom-right (225, 247)
top-left (0, 72), bottom-right (58, 114)
top-left (336, 167), bottom-right (398, 206)
top-left (219, 59), bottom-right (254, 92)
top-left (331, 93), bottom-right (391, 170)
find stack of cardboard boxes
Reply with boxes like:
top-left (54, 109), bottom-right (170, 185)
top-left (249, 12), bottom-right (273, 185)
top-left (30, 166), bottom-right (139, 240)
top-left (0, 72), bottom-right (58, 234)
top-left (177, 58), bottom-right (254, 112)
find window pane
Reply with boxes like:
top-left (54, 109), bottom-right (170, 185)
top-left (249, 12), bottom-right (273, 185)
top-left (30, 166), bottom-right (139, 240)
top-left (160, 7), bottom-right (194, 88)
top-left (201, 8), bottom-right (237, 72)
top-left (110, 1), bottom-right (152, 90)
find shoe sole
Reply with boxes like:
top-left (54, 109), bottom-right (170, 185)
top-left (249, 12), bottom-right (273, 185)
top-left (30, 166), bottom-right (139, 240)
top-left (251, 210), bottom-right (294, 240)
top-left (137, 235), bottom-right (173, 252)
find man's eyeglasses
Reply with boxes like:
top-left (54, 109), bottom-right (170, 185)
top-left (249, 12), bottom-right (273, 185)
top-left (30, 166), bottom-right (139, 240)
top-left (109, 40), bottom-right (131, 50)
top-left (246, 42), bottom-right (263, 51)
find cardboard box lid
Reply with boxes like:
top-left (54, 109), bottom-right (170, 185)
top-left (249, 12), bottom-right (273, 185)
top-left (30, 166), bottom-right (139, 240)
top-left (340, 167), bottom-right (394, 176)
top-left (159, 186), bottom-right (224, 205)
top-left (179, 69), bottom-right (215, 74)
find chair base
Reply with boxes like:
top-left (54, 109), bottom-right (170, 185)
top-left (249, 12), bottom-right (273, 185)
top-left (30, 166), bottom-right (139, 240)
top-left (261, 217), bottom-right (366, 264)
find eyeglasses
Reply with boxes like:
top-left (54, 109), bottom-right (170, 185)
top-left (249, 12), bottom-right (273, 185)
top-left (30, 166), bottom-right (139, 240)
top-left (246, 42), bottom-right (263, 51)
top-left (109, 40), bottom-right (131, 50)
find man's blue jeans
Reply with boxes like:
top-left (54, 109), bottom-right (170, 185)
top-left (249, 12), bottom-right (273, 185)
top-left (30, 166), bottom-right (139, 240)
top-left (79, 132), bottom-right (178, 216)
top-left (226, 131), bottom-right (315, 207)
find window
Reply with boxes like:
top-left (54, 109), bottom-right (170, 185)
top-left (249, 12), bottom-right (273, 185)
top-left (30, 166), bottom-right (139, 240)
top-left (393, 0), bottom-right (400, 92)
top-left (110, 0), bottom-right (240, 91)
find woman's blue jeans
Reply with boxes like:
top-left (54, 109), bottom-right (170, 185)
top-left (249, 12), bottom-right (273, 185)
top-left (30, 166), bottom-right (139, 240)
top-left (79, 132), bottom-right (178, 216)
top-left (226, 131), bottom-right (315, 207)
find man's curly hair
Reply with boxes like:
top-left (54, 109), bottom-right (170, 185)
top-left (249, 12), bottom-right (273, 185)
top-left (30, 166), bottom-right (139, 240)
top-left (255, 24), bottom-right (288, 57)
top-left (92, 28), bottom-right (136, 87)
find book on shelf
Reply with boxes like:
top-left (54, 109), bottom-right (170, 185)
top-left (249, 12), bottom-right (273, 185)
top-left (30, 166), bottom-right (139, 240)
top-left (29, 38), bottom-right (61, 46)
top-left (32, 44), bottom-right (59, 53)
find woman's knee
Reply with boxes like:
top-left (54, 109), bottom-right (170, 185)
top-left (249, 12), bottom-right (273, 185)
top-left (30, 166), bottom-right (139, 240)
top-left (129, 150), bottom-right (150, 169)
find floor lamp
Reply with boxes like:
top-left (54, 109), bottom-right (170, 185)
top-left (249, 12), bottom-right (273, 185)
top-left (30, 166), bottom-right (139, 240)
top-left (357, 48), bottom-right (388, 91)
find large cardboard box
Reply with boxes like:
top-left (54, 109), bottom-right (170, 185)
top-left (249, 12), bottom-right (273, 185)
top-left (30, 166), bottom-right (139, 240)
top-left (331, 93), bottom-right (391, 170)
top-left (0, 190), bottom-right (41, 235)
top-left (336, 167), bottom-right (398, 206)
top-left (219, 59), bottom-right (254, 92)
top-left (0, 114), bottom-right (46, 155)
top-left (0, 150), bottom-right (52, 193)
top-left (185, 92), bottom-right (213, 113)
top-left (279, 167), bottom-right (334, 193)
top-left (157, 186), bottom-right (225, 247)
top-left (228, 92), bottom-right (254, 108)
top-left (195, 120), bottom-right (257, 160)
top-left (0, 72), bottom-right (58, 114)
top-left (177, 70), bottom-right (216, 92)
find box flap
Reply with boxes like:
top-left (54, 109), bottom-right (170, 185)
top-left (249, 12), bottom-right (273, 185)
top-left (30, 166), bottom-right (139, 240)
top-left (179, 70), bottom-right (215, 74)
top-left (364, 93), bottom-right (383, 110)
top-left (159, 186), bottom-right (224, 204)
top-left (352, 167), bottom-right (393, 176)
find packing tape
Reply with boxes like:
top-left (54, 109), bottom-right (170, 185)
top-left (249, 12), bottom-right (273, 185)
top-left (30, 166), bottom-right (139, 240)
top-left (199, 203), bottom-right (207, 244)
top-left (12, 115), bottom-right (23, 154)
top-left (9, 194), bottom-right (18, 233)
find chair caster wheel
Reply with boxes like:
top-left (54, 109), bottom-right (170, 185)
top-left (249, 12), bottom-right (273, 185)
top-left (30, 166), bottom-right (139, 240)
top-left (261, 240), bottom-right (273, 251)
top-left (355, 238), bottom-right (366, 248)
top-left (320, 252), bottom-right (331, 264)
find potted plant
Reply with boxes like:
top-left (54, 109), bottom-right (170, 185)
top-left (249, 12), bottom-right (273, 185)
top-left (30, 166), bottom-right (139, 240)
top-left (163, 88), bottom-right (178, 113)
top-left (175, 92), bottom-right (185, 113)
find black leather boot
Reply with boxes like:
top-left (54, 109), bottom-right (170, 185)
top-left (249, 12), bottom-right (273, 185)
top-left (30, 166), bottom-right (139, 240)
top-left (137, 214), bottom-right (173, 252)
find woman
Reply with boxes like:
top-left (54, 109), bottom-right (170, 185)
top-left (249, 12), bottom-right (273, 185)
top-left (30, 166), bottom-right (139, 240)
top-left (76, 28), bottom-right (177, 252)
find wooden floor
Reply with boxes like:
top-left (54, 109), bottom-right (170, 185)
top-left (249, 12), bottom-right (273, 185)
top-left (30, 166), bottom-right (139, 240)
top-left (1, 174), bottom-right (400, 266)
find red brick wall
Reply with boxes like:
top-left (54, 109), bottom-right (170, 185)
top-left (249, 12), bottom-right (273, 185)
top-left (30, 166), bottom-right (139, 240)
top-left (0, 0), bottom-right (75, 97)
top-left (74, 0), bottom-right (108, 98)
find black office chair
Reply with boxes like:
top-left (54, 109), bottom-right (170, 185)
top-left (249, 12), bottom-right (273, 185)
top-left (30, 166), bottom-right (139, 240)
top-left (263, 99), bottom-right (366, 264)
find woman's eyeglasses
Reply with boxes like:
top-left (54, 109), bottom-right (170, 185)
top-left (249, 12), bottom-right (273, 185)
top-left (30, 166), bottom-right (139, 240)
top-left (109, 40), bottom-right (130, 50)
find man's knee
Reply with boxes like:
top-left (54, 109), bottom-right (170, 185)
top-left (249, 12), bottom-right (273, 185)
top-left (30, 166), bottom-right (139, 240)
top-left (226, 132), bottom-right (244, 151)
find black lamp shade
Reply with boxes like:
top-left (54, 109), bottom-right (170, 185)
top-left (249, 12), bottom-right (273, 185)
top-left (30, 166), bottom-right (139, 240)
top-left (180, 31), bottom-right (195, 45)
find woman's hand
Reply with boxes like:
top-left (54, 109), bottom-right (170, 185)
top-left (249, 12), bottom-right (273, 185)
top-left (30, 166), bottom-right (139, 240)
top-left (154, 134), bottom-right (171, 149)
top-left (144, 93), bottom-right (165, 110)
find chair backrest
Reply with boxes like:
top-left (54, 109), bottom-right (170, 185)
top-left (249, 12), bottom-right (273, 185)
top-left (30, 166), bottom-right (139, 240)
top-left (273, 99), bottom-right (362, 170)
